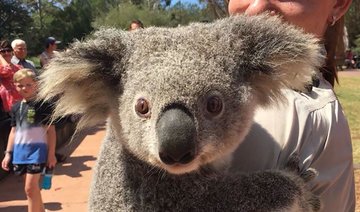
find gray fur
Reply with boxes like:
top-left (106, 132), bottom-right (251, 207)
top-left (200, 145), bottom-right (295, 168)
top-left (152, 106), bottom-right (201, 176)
top-left (38, 14), bottom-right (323, 211)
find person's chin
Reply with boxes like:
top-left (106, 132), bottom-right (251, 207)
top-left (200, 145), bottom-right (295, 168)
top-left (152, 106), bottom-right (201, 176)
top-left (24, 95), bottom-right (36, 101)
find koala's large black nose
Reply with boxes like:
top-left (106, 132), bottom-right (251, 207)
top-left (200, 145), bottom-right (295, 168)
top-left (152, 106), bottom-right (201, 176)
top-left (156, 107), bottom-right (196, 165)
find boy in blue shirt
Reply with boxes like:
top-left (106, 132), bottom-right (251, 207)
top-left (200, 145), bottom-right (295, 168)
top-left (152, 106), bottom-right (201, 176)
top-left (1, 68), bottom-right (56, 212)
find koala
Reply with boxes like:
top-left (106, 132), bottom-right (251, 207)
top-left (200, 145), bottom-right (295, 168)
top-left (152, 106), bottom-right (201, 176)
top-left (38, 14), bottom-right (323, 211)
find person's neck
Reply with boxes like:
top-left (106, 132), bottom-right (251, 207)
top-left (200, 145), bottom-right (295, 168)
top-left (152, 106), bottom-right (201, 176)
top-left (23, 96), bottom-right (35, 102)
top-left (46, 49), bottom-right (53, 54)
top-left (15, 55), bottom-right (25, 61)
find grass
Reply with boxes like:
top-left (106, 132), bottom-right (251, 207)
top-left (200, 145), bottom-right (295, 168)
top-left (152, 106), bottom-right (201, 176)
top-left (335, 74), bottom-right (360, 164)
top-left (28, 56), bottom-right (41, 69)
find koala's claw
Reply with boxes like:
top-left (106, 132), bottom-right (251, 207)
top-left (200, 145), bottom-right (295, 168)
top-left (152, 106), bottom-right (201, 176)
top-left (284, 154), bottom-right (321, 212)
top-left (300, 168), bottom-right (318, 183)
top-left (308, 193), bottom-right (322, 212)
top-left (285, 154), bottom-right (318, 182)
top-left (284, 153), bottom-right (301, 173)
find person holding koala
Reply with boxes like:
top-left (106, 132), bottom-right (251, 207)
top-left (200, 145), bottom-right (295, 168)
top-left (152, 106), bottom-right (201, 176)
top-left (227, 0), bottom-right (355, 211)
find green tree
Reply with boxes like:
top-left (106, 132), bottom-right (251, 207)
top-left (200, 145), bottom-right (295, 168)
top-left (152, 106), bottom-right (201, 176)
top-left (345, 0), bottom-right (360, 48)
top-left (200, 0), bottom-right (228, 19)
top-left (0, 0), bottom-right (33, 39)
top-left (93, 2), bottom-right (210, 29)
top-left (48, 0), bottom-right (94, 47)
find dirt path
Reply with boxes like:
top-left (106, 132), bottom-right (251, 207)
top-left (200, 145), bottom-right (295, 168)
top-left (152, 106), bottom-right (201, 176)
top-left (338, 69), bottom-right (360, 77)
top-left (355, 170), bottom-right (360, 212)
top-left (0, 127), bottom-right (106, 211)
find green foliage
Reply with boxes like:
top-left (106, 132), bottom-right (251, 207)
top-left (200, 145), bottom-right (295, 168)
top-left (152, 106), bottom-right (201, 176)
top-left (90, 0), bottom-right (122, 15)
top-left (48, 0), bottom-right (94, 49)
top-left (354, 36), bottom-right (360, 54)
top-left (93, 3), bottom-right (165, 29)
top-left (0, 0), bottom-right (219, 56)
top-left (345, 0), bottom-right (360, 48)
top-left (93, 2), bottom-right (212, 29)
top-left (27, 56), bottom-right (41, 68)
top-left (2, 0), bottom-right (220, 56)
top-left (0, 0), bottom-right (33, 39)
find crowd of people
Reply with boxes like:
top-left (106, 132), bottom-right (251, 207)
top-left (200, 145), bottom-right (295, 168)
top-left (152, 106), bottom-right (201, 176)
top-left (0, 36), bottom-right (61, 128)
top-left (0, 18), bottom-right (145, 211)
top-left (0, 18), bottom-right (144, 211)
top-left (344, 49), bottom-right (360, 69)
top-left (0, 36), bottom-right (61, 212)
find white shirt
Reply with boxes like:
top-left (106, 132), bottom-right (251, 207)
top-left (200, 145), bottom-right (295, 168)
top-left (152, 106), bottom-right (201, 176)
top-left (230, 75), bottom-right (355, 212)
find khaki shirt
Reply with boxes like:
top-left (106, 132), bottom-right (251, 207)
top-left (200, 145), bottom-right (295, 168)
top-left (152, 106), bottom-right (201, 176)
top-left (230, 75), bottom-right (355, 212)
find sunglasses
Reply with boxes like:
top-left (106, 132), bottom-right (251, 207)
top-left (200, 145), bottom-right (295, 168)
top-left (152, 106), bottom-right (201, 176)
top-left (0, 48), bottom-right (12, 53)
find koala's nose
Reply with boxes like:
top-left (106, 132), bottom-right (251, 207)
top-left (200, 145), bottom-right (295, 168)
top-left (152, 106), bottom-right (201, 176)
top-left (156, 107), bottom-right (196, 165)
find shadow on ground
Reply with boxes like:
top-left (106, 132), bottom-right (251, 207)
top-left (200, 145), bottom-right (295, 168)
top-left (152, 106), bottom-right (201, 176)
top-left (0, 205), bottom-right (27, 212)
top-left (0, 202), bottom-right (63, 212)
top-left (56, 155), bottom-right (96, 178)
top-left (0, 124), bottom-right (105, 208)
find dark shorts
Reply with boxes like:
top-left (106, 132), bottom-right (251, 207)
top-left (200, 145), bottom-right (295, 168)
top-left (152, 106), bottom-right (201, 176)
top-left (13, 163), bottom-right (46, 176)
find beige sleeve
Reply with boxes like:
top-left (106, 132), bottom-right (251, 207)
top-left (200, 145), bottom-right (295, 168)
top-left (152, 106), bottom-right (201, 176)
top-left (230, 82), bottom-right (355, 212)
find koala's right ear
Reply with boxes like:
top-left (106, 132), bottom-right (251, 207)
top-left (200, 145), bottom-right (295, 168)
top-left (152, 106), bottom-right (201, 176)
top-left (38, 28), bottom-right (130, 128)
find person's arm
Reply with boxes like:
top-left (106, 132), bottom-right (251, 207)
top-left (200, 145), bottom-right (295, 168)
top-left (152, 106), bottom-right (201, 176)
top-left (1, 127), bottom-right (16, 171)
top-left (306, 101), bottom-right (355, 212)
top-left (0, 54), bottom-right (13, 78)
top-left (39, 53), bottom-right (46, 68)
top-left (0, 54), bottom-right (9, 66)
top-left (46, 125), bottom-right (57, 168)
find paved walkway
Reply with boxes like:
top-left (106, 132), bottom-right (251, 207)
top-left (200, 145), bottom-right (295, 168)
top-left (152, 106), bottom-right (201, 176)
top-left (0, 127), bottom-right (106, 211)
top-left (338, 68), bottom-right (360, 77)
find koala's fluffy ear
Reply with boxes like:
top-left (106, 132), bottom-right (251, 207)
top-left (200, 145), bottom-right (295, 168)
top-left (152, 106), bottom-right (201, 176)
top-left (38, 29), bottom-right (130, 128)
top-left (224, 14), bottom-right (324, 105)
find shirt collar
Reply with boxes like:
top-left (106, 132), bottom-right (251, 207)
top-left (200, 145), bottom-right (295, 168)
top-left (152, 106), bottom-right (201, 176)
top-left (11, 56), bottom-right (20, 64)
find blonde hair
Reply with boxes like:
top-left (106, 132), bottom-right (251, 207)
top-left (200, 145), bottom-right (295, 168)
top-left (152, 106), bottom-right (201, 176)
top-left (13, 69), bottom-right (36, 83)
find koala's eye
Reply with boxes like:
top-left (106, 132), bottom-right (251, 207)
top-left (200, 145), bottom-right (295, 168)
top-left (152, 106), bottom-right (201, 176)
top-left (206, 95), bottom-right (223, 116)
top-left (135, 98), bottom-right (151, 118)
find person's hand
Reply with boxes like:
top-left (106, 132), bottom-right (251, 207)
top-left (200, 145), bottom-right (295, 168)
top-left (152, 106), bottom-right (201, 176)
top-left (1, 154), bottom-right (11, 171)
top-left (47, 154), bottom-right (57, 169)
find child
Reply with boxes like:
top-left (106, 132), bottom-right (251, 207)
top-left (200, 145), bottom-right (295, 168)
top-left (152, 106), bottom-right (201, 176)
top-left (1, 68), bottom-right (56, 212)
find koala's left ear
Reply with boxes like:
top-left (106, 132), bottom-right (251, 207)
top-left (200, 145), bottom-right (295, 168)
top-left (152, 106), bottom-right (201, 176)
top-left (224, 14), bottom-right (324, 106)
top-left (38, 28), bottom-right (130, 128)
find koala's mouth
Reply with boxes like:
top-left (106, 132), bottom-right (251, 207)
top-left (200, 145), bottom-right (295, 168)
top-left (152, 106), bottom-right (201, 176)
top-left (160, 159), bottom-right (201, 175)
top-left (157, 147), bottom-right (200, 175)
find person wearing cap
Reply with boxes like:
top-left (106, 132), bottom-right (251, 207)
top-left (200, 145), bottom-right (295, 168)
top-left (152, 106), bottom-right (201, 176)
top-left (11, 39), bottom-right (38, 75)
top-left (39, 37), bottom-right (61, 69)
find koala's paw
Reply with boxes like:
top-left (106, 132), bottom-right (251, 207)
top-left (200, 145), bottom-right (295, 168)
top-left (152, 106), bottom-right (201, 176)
top-left (284, 154), bottom-right (321, 212)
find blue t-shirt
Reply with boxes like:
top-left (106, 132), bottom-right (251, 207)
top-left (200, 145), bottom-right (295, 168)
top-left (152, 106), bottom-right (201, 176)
top-left (10, 100), bottom-right (53, 164)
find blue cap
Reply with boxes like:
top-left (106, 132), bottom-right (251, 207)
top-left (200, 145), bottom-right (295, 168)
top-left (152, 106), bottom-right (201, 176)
top-left (46, 37), bottom-right (61, 45)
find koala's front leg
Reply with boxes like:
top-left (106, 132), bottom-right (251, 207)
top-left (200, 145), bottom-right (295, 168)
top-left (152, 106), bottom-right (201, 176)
top-left (237, 155), bottom-right (320, 212)
top-left (278, 154), bottom-right (321, 212)
top-left (199, 155), bottom-right (321, 212)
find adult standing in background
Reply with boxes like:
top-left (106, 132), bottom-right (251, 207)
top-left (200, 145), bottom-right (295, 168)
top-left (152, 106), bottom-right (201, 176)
top-left (39, 37), bottom-right (61, 68)
top-left (0, 40), bottom-right (22, 113)
top-left (227, 0), bottom-right (355, 211)
top-left (11, 39), bottom-right (38, 75)
top-left (128, 19), bottom-right (144, 31)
